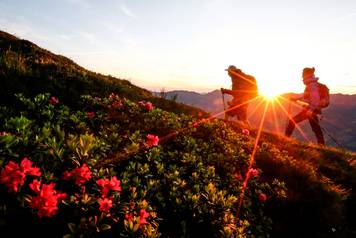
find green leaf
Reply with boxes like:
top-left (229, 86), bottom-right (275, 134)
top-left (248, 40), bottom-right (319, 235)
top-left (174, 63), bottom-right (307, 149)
top-left (0, 135), bottom-right (15, 145)
top-left (100, 224), bottom-right (111, 231)
top-left (63, 234), bottom-right (74, 238)
top-left (67, 223), bottom-right (76, 234)
top-left (5, 116), bottom-right (31, 133)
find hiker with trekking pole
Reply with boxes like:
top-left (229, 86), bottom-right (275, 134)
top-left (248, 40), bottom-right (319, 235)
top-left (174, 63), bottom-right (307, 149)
top-left (285, 67), bottom-right (330, 145)
top-left (221, 65), bottom-right (258, 124)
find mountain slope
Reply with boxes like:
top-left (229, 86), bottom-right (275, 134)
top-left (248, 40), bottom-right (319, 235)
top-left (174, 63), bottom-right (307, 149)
top-left (0, 92), bottom-right (355, 237)
top-left (0, 30), bottom-right (355, 237)
top-left (0, 30), bottom-right (205, 116)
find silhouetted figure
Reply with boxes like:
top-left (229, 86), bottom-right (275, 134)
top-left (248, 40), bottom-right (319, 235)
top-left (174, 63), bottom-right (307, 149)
top-left (285, 67), bottom-right (326, 145)
top-left (221, 65), bottom-right (258, 123)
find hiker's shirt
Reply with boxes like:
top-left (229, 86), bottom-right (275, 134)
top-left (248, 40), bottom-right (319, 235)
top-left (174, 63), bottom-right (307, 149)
top-left (295, 76), bottom-right (321, 113)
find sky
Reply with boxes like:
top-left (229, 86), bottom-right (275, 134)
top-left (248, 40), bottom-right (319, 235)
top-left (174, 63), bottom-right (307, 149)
top-left (1, 0), bottom-right (356, 95)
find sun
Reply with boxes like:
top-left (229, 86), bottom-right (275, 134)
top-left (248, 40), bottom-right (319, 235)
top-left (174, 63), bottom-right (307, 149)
top-left (259, 87), bottom-right (284, 100)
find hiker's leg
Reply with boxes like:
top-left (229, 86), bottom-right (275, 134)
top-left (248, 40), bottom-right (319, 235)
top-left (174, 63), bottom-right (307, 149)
top-left (224, 112), bottom-right (229, 120)
top-left (235, 105), bottom-right (247, 122)
top-left (240, 104), bottom-right (248, 122)
top-left (240, 104), bottom-right (250, 127)
top-left (224, 106), bottom-right (230, 120)
top-left (309, 114), bottom-right (325, 145)
top-left (285, 110), bottom-right (308, 137)
top-left (230, 105), bottom-right (241, 121)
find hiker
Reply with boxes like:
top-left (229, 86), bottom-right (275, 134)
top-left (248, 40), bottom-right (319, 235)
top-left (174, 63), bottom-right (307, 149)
top-left (221, 65), bottom-right (258, 122)
top-left (285, 67), bottom-right (327, 145)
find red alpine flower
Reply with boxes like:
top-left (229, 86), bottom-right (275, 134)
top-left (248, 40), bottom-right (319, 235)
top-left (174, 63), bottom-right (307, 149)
top-left (98, 197), bottom-right (113, 213)
top-left (242, 129), bottom-right (250, 135)
top-left (139, 209), bottom-right (150, 225)
top-left (96, 176), bottom-right (122, 197)
top-left (0, 158), bottom-right (41, 193)
top-left (259, 193), bottom-right (267, 202)
top-left (62, 164), bottom-right (92, 186)
top-left (28, 182), bottom-right (66, 218)
top-left (0, 161), bottom-right (26, 193)
top-left (248, 168), bottom-right (259, 178)
top-left (125, 213), bottom-right (133, 221)
top-left (87, 111), bottom-right (95, 120)
top-left (20, 157), bottom-right (41, 176)
top-left (145, 134), bottom-right (159, 147)
top-left (139, 101), bottom-right (153, 112)
top-left (49, 96), bottom-right (59, 105)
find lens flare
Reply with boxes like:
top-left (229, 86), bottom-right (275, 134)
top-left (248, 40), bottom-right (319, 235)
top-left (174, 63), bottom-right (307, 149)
top-left (259, 85), bottom-right (285, 100)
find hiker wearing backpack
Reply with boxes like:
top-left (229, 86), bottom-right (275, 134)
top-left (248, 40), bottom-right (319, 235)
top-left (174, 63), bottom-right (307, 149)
top-left (221, 65), bottom-right (258, 122)
top-left (285, 67), bottom-right (329, 145)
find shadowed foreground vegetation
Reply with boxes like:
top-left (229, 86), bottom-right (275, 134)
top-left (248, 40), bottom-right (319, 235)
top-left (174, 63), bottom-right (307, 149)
top-left (0, 93), bottom-right (355, 237)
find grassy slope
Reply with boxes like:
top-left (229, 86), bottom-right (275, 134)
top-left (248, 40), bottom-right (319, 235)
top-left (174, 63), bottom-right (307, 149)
top-left (0, 30), bottom-right (355, 237)
top-left (255, 129), bottom-right (356, 237)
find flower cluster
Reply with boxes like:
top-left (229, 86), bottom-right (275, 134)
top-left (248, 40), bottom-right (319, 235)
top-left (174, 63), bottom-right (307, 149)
top-left (259, 193), bottom-right (267, 202)
top-left (0, 131), bottom-right (10, 136)
top-left (62, 163), bottom-right (92, 186)
top-left (98, 197), bottom-right (113, 213)
top-left (145, 134), bottom-right (159, 147)
top-left (108, 93), bottom-right (124, 109)
top-left (111, 100), bottom-right (123, 109)
top-left (139, 209), bottom-right (150, 225)
top-left (28, 180), bottom-right (67, 218)
top-left (124, 209), bottom-right (150, 228)
top-left (109, 93), bottom-right (119, 101)
top-left (96, 176), bottom-right (122, 197)
top-left (248, 168), bottom-right (259, 178)
top-left (0, 158), bottom-right (41, 193)
top-left (95, 176), bottom-right (122, 213)
top-left (49, 96), bottom-right (59, 105)
top-left (86, 111), bottom-right (95, 120)
top-left (138, 101), bottom-right (153, 112)
top-left (242, 128), bottom-right (250, 135)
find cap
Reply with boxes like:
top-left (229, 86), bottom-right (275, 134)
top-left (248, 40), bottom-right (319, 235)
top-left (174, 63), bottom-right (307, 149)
top-left (302, 67), bottom-right (315, 78)
top-left (225, 65), bottom-right (238, 71)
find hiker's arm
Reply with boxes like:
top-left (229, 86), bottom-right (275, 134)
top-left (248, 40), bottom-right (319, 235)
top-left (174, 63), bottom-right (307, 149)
top-left (291, 93), bottom-right (303, 101)
top-left (221, 88), bottom-right (233, 95)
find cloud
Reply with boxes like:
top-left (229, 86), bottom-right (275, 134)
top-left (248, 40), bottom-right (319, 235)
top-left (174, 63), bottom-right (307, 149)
top-left (120, 4), bottom-right (137, 19)
top-left (0, 17), bottom-right (50, 41)
top-left (65, 0), bottom-right (91, 8)
top-left (0, 19), bottom-right (31, 36)
top-left (100, 21), bottom-right (124, 35)
top-left (332, 12), bottom-right (356, 24)
top-left (59, 34), bottom-right (72, 40)
top-left (77, 31), bottom-right (97, 44)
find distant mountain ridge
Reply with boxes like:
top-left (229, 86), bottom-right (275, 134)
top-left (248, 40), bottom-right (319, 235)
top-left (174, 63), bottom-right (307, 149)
top-left (158, 90), bottom-right (356, 151)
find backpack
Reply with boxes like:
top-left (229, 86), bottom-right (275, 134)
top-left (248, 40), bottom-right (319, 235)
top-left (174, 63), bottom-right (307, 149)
top-left (318, 83), bottom-right (330, 108)
top-left (244, 75), bottom-right (258, 99)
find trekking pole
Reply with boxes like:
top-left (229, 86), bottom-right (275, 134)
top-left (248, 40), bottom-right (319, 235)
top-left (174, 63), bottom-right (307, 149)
top-left (285, 99), bottom-right (292, 129)
top-left (221, 89), bottom-right (230, 121)
top-left (221, 90), bottom-right (226, 111)
top-left (318, 118), bottom-right (345, 149)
